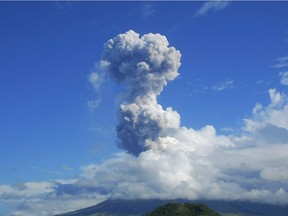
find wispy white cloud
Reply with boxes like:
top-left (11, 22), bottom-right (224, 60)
top-left (89, 72), bottom-right (103, 92)
top-left (88, 64), bottom-right (106, 110)
top-left (54, 1), bottom-right (74, 14)
top-left (221, 127), bottom-right (234, 133)
top-left (272, 56), bottom-right (288, 68)
top-left (141, 3), bottom-right (156, 20)
top-left (212, 79), bottom-right (234, 91)
top-left (168, 1), bottom-right (230, 33)
top-left (87, 98), bottom-right (101, 110)
top-left (62, 164), bottom-right (75, 172)
top-left (188, 79), bottom-right (235, 94)
top-left (279, 71), bottom-right (288, 86)
top-left (195, 0), bottom-right (230, 17)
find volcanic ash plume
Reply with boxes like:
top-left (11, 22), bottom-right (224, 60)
top-left (100, 30), bottom-right (181, 155)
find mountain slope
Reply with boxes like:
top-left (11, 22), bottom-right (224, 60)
top-left (55, 199), bottom-right (169, 216)
top-left (56, 199), bottom-right (288, 216)
top-left (146, 203), bottom-right (221, 216)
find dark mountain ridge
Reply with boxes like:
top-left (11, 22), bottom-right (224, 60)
top-left (56, 199), bottom-right (288, 216)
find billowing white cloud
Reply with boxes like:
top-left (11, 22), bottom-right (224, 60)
top-left (244, 88), bottom-right (288, 132)
top-left (78, 122), bottom-right (288, 204)
top-left (279, 71), bottom-right (288, 86)
top-left (195, 0), bottom-right (230, 17)
top-left (83, 31), bottom-right (288, 206)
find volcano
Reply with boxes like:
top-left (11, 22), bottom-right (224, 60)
top-left (56, 199), bottom-right (288, 216)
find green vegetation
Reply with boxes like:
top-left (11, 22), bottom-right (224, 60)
top-left (145, 203), bottom-right (221, 216)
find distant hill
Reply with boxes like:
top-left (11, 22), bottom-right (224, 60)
top-left (55, 199), bottom-right (288, 216)
top-left (146, 203), bottom-right (221, 216)
top-left (55, 199), bottom-right (168, 216)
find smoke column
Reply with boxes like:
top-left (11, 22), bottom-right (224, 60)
top-left (100, 30), bottom-right (181, 155)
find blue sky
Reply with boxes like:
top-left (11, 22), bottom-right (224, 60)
top-left (1, 1), bottom-right (288, 215)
